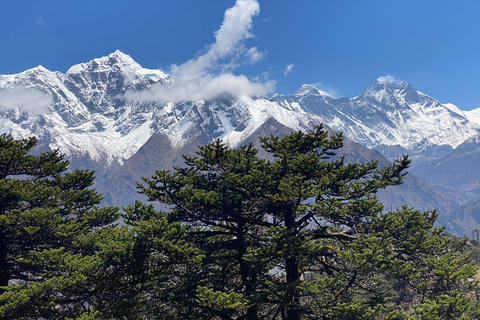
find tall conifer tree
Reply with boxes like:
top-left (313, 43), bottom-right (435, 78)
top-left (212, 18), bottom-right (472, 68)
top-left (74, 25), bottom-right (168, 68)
top-left (140, 126), bottom-right (479, 320)
top-left (0, 134), bottom-right (119, 319)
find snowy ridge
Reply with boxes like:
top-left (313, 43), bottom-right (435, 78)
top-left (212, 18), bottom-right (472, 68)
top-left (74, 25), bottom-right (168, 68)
top-left (0, 51), bottom-right (172, 173)
top-left (275, 78), bottom-right (480, 159)
top-left (464, 108), bottom-right (480, 126)
top-left (0, 51), bottom-right (321, 178)
top-left (67, 50), bottom-right (169, 82)
top-left (149, 96), bottom-right (319, 150)
top-left (2, 51), bottom-right (480, 178)
top-left (221, 96), bottom-right (318, 147)
top-left (294, 84), bottom-right (331, 97)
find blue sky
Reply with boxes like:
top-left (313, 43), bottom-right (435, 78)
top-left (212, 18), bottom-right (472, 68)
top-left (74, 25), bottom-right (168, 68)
top-left (1, 0), bottom-right (480, 110)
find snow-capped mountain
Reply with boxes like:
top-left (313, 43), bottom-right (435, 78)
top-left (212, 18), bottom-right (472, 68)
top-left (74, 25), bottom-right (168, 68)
top-left (0, 51), bottom-right (172, 177)
top-left (3, 50), bottom-right (480, 234)
top-left (3, 50), bottom-right (480, 172)
top-left (0, 51), bottom-right (322, 178)
top-left (274, 78), bottom-right (480, 161)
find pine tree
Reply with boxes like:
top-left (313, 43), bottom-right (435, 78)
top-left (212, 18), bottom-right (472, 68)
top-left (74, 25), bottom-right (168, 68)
top-left (139, 126), bottom-right (404, 319)
top-left (140, 139), bottom-right (272, 319)
top-left (83, 201), bottom-right (205, 319)
top-left (255, 126), bottom-right (410, 320)
top-left (0, 134), bottom-right (119, 319)
top-left (140, 126), bottom-right (479, 319)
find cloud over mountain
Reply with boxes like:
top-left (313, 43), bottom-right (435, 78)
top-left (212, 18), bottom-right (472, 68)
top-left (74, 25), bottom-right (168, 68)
top-left (0, 86), bottom-right (52, 113)
top-left (127, 0), bottom-right (273, 103)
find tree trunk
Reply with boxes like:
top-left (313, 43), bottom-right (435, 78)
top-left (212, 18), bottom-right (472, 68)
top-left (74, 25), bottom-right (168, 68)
top-left (0, 231), bottom-right (9, 293)
top-left (285, 257), bottom-right (301, 320)
top-left (237, 222), bottom-right (258, 320)
top-left (284, 205), bottom-right (301, 320)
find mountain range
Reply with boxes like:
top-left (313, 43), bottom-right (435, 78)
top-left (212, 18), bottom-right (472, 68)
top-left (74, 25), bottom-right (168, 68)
top-left (1, 51), bottom-right (479, 235)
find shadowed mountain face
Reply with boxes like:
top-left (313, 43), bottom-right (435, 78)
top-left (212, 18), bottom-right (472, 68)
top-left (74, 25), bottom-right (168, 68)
top-left (98, 117), bottom-right (462, 234)
top-left (410, 134), bottom-right (480, 232)
top-left (1, 51), bottom-right (479, 235)
top-left (413, 135), bottom-right (480, 194)
top-left (96, 131), bottom-right (211, 208)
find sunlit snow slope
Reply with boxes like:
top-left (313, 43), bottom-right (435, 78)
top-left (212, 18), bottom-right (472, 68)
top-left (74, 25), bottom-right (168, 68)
top-left (0, 51), bottom-right (322, 178)
top-left (2, 50), bottom-right (480, 178)
top-left (273, 80), bottom-right (480, 160)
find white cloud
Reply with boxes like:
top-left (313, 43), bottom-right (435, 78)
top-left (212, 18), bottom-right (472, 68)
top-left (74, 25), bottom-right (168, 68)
top-left (129, 73), bottom-right (275, 103)
top-left (246, 47), bottom-right (265, 64)
top-left (284, 63), bottom-right (294, 76)
top-left (252, 70), bottom-right (274, 83)
top-left (170, 0), bottom-right (262, 82)
top-left (127, 0), bottom-right (273, 103)
top-left (0, 87), bottom-right (52, 113)
top-left (376, 74), bottom-right (402, 84)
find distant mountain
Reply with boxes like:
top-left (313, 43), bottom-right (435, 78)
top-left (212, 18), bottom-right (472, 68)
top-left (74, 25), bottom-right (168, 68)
top-left (3, 51), bottom-right (480, 171)
top-left (412, 135), bottom-right (480, 198)
top-left (273, 79), bottom-right (480, 161)
top-left (0, 51), bottom-right (323, 179)
top-left (1, 51), bottom-right (479, 235)
top-left (455, 199), bottom-right (480, 236)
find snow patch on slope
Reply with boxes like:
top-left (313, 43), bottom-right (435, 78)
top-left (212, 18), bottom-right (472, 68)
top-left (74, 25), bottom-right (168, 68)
top-left (464, 108), bottom-right (480, 126)
top-left (221, 96), bottom-right (317, 147)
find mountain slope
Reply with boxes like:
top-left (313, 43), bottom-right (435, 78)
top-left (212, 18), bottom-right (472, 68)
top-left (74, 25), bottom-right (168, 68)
top-left (412, 134), bottom-right (480, 198)
top-left (274, 79), bottom-right (480, 161)
top-left (0, 51), bottom-right (321, 179)
top-left (0, 51), bottom-right (169, 178)
top-left (0, 51), bottom-right (478, 235)
top-left (3, 51), bottom-right (480, 171)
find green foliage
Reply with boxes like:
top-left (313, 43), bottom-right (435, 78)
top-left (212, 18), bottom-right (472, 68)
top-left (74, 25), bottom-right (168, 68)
top-left (138, 125), bottom-right (480, 319)
top-left (0, 134), bottom-right (119, 319)
top-left (78, 201), bottom-right (206, 319)
top-left (196, 286), bottom-right (250, 310)
top-left (3, 128), bottom-right (480, 320)
top-left (416, 290), bottom-right (472, 320)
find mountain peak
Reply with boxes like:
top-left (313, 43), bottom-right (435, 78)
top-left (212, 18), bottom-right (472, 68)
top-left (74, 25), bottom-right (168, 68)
top-left (24, 65), bottom-right (51, 74)
top-left (106, 50), bottom-right (136, 64)
top-left (359, 76), bottom-right (413, 96)
top-left (370, 76), bottom-right (409, 89)
top-left (17, 65), bottom-right (57, 82)
top-left (295, 84), bottom-right (330, 97)
top-left (374, 75), bottom-right (404, 85)
top-left (67, 50), bottom-right (141, 74)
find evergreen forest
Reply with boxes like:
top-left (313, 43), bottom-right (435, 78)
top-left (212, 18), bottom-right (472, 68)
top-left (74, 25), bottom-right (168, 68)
top-left (1, 126), bottom-right (480, 320)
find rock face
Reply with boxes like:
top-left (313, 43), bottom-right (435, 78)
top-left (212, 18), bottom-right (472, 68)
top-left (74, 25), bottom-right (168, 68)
top-left (1, 51), bottom-right (480, 235)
